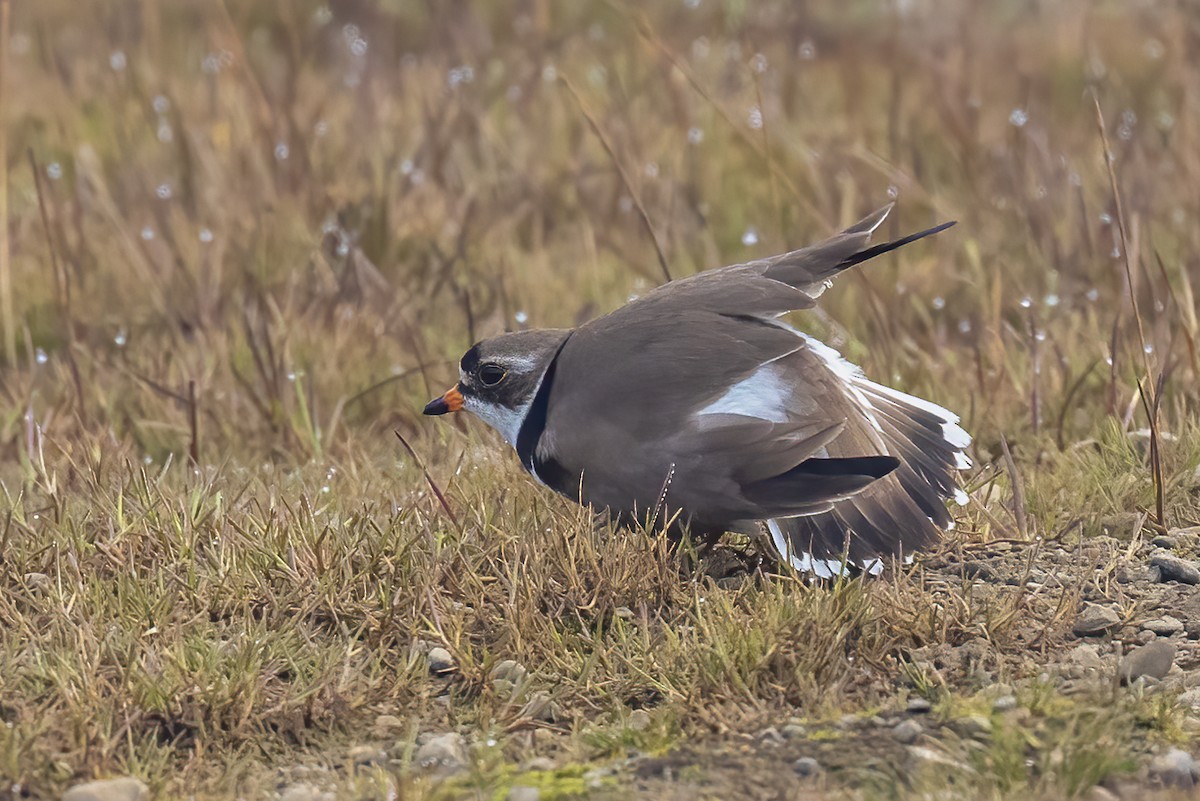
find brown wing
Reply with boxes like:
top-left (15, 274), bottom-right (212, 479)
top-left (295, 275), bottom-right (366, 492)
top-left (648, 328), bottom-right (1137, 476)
top-left (538, 310), bottom-right (895, 525)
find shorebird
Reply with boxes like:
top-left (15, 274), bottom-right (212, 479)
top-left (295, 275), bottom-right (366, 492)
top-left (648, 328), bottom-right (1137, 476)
top-left (425, 205), bottom-right (970, 576)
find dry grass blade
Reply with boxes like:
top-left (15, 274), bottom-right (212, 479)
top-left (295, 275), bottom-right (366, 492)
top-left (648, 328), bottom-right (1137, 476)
top-left (394, 429), bottom-right (458, 526)
top-left (188, 379), bottom-right (200, 466)
top-left (1091, 92), bottom-right (1151, 383)
top-left (29, 149), bottom-right (86, 418)
top-left (560, 75), bottom-right (672, 283)
top-left (1091, 92), bottom-right (1166, 526)
top-left (999, 434), bottom-right (1028, 539)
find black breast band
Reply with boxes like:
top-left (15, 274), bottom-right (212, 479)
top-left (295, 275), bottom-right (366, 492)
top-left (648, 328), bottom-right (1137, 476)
top-left (514, 333), bottom-right (572, 477)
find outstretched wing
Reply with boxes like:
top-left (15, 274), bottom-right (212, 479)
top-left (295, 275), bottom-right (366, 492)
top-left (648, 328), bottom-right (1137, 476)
top-left (629, 204), bottom-right (954, 319)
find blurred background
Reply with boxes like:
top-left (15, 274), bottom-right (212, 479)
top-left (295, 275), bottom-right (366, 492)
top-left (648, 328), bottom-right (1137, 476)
top-left (3, 0), bottom-right (1195, 471)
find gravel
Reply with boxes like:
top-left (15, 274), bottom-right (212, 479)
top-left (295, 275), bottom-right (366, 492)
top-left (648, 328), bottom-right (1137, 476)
top-left (792, 756), bottom-right (821, 777)
top-left (1072, 604), bottom-right (1121, 636)
top-left (1150, 554), bottom-right (1200, 585)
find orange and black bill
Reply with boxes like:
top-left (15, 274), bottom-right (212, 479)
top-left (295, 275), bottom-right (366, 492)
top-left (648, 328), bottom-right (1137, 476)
top-left (423, 385), bottom-right (464, 416)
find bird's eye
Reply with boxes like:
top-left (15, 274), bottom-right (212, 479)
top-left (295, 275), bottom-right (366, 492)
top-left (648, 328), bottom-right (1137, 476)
top-left (478, 363), bottom-right (507, 386)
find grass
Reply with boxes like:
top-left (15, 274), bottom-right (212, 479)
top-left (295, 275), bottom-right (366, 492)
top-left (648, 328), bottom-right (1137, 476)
top-left (2, 0), bottom-right (1200, 798)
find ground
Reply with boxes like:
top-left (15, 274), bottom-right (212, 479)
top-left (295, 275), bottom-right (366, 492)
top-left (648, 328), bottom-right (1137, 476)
top-left (2, 0), bottom-right (1200, 799)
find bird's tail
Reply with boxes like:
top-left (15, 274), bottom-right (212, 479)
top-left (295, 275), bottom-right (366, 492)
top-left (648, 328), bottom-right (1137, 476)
top-left (765, 377), bottom-right (971, 578)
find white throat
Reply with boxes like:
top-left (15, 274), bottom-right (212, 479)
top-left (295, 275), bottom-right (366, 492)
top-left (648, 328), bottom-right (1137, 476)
top-left (463, 394), bottom-right (535, 448)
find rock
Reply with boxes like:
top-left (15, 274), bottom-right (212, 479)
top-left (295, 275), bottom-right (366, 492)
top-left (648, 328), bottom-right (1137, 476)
top-left (1073, 605), bottom-right (1121, 637)
top-left (907, 746), bottom-right (969, 771)
top-left (1152, 535), bottom-right (1177, 549)
top-left (906, 697), bottom-right (932, 714)
top-left (62, 778), bottom-right (149, 801)
top-left (1142, 616), bottom-right (1184, 636)
top-left (1171, 527), bottom-right (1200, 550)
top-left (373, 714), bottom-right (405, 735)
top-left (1178, 688), bottom-right (1200, 711)
top-left (414, 732), bottom-right (468, 772)
top-left (1115, 563), bottom-right (1156, 584)
top-left (892, 719), bottom-right (923, 744)
top-left (957, 715), bottom-right (993, 738)
top-left (781, 723), bottom-right (807, 739)
top-left (508, 787), bottom-right (540, 801)
top-left (1149, 748), bottom-right (1196, 789)
top-left (1120, 641), bottom-right (1176, 684)
top-left (1150, 554), bottom-right (1200, 585)
top-left (523, 757), bottom-right (556, 772)
top-left (23, 572), bottom-right (51, 593)
top-left (628, 709), bottom-right (651, 731)
top-left (1065, 643), bottom-right (1106, 667)
top-left (993, 695), bottom-right (1018, 712)
top-left (758, 725), bottom-right (783, 744)
top-left (792, 756), bottom-right (821, 777)
top-left (522, 692), bottom-right (562, 723)
top-left (427, 647), bottom-right (456, 677)
top-left (279, 785), bottom-right (332, 801)
top-left (490, 659), bottom-right (528, 684)
top-left (348, 745), bottom-right (387, 768)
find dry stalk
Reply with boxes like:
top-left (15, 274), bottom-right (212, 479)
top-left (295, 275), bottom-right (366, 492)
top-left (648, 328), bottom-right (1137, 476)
top-left (560, 75), bottom-right (672, 284)
top-left (1093, 93), bottom-right (1166, 526)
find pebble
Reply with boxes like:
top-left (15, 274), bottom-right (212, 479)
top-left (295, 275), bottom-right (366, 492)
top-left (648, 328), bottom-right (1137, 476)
top-left (891, 719), bottom-right (923, 744)
top-left (373, 714), bottom-right (405, 734)
top-left (279, 785), bottom-right (332, 801)
top-left (490, 659), bottom-right (528, 684)
top-left (1120, 641), bottom-right (1176, 684)
top-left (957, 715), bottom-right (993, 738)
top-left (1072, 604), bottom-right (1121, 637)
top-left (906, 697), bottom-right (932, 714)
top-left (1178, 688), bottom-right (1200, 711)
top-left (523, 757), bottom-right (556, 772)
top-left (1142, 615), bottom-right (1184, 636)
top-left (414, 732), bottom-right (468, 772)
top-left (907, 745), bottom-right (969, 771)
top-left (758, 726), bottom-right (783, 744)
top-left (1171, 527), bottom-right (1200, 550)
top-left (23, 572), bottom-right (51, 593)
top-left (1116, 563), bottom-right (1156, 584)
top-left (993, 694), bottom-right (1018, 712)
top-left (1150, 554), bottom-right (1200, 585)
top-left (491, 659), bottom-right (528, 695)
top-left (781, 723), bottom-right (807, 739)
top-left (628, 709), bottom-right (652, 731)
top-left (792, 756), bottom-right (821, 777)
top-left (348, 745), bottom-right (387, 769)
top-left (524, 691), bottom-right (562, 723)
top-left (508, 787), bottom-right (541, 801)
top-left (1149, 747), bottom-right (1197, 789)
top-left (427, 647), bottom-right (456, 677)
top-left (61, 778), bottom-right (149, 801)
